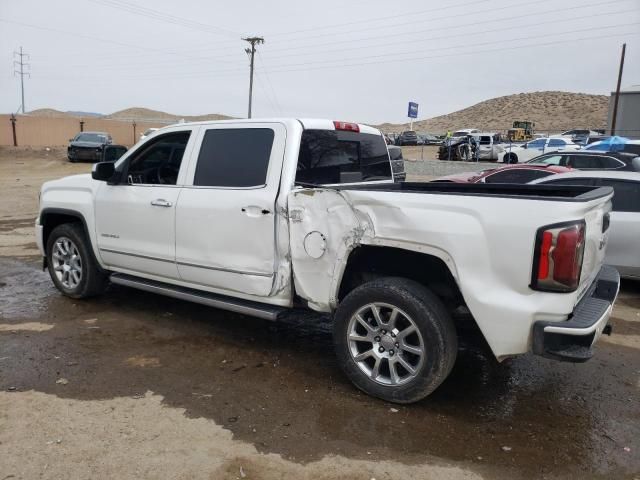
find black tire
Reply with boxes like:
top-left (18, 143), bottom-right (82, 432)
top-left (505, 153), bottom-right (518, 164)
top-left (333, 277), bottom-right (457, 404)
top-left (46, 223), bottom-right (109, 299)
top-left (68, 156), bottom-right (76, 163)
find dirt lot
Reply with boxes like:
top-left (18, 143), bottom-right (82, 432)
top-left (1, 146), bottom-right (639, 480)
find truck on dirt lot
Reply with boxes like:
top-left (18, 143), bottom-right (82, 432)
top-left (36, 118), bottom-right (620, 404)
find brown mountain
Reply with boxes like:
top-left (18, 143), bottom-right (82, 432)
top-left (27, 107), bottom-right (233, 122)
top-left (378, 91), bottom-right (609, 134)
top-left (104, 107), bottom-right (233, 122)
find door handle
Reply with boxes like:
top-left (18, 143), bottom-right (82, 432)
top-left (241, 206), bottom-right (271, 216)
top-left (150, 199), bottom-right (173, 207)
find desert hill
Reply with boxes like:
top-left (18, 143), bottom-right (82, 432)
top-left (378, 91), bottom-right (609, 134)
top-left (27, 107), bottom-right (233, 122)
top-left (104, 107), bottom-right (233, 122)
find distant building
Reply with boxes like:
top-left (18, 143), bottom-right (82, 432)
top-left (607, 84), bottom-right (640, 138)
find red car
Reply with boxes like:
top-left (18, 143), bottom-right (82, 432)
top-left (433, 164), bottom-right (573, 184)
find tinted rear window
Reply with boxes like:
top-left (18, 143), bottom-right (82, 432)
top-left (194, 128), bottom-right (274, 187)
top-left (296, 130), bottom-right (391, 184)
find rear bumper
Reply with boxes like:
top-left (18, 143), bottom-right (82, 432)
top-left (532, 265), bottom-right (620, 362)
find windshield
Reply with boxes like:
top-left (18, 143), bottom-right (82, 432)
top-left (75, 133), bottom-right (107, 143)
top-left (527, 154), bottom-right (563, 165)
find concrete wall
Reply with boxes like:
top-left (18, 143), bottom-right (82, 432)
top-left (0, 115), bottom-right (169, 147)
top-left (607, 89), bottom-right (640, 139)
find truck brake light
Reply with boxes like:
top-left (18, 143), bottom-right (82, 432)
top-left (531, 221), bottom-right (585, 292)
top-left (333, 121), bottom-right (359, 132)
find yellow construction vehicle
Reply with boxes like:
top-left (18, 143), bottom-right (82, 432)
top-left (507, 121), bottom-right (535, 142)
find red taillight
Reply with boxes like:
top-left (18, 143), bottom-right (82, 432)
top-left (537, 231), bottom-right (553, 280)
top-left (333, 121), bottom-right (360, 132)
top-left (552, 226), bottom-right (584, 288)
top-left (531, 221), bottom-right (585, 292)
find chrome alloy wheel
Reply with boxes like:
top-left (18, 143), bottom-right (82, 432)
top-left (51, 236), bottom-right (83, 289)
top-left (347, 302), bottom-right (425, 386)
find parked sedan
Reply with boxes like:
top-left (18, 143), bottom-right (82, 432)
top-left (433, 164), bottom-right (572, 184)
top-left (417, 133), bottom-right (442, 145)
top-left (530, 171), bottom-right (640, 279)
top-left (500, 137), bottom-right (580, 164)
top-left (527, 151), bottom-right (640, 171)
top-left (67, 131), bottom-right (112, 163)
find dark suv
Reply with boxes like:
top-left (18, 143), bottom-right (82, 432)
top-left (527, 151), bottom-right (640, 172)
top-left (68, 131), bottom-right (112, 162)
top-left (397, 130), bottom-right (418, 146)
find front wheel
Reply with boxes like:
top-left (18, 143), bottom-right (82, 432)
top-left (333, 278), bottom-right (458, 403)
top-left (46, 223), bottom-right (109, 299)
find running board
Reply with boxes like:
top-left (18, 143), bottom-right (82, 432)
top-left (110, 273), bottom-right (287, 321)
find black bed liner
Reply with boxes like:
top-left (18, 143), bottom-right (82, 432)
top-left (336, 182), bottom-right (613, 202)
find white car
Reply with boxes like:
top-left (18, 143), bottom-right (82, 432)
top-left (585, 138), bottom-right (640, 155)
top-left (451, 128), bottom-right (479, 139)
top-left (36, 118), bottom-right (618, 403)
top-left (500, 137), bottom-right (581, 163)
top-left (530, 170), bottom-right (640, 279)
top-left (139, 128), bottom-right (159, 141)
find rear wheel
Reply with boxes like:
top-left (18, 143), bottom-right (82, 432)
top-left (46, 223), bottom-right (108, 299)
top-left (333, 278), bottom-right (458, 403)
top-left (505, 153), bottom-right (518, 164)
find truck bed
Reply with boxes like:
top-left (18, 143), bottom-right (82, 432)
top-left (338, 182), bottom-right (613, 202)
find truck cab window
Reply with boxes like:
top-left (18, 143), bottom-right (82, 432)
top-left (194, 128), bottom-right (274, 187)
top-left (126, 131), bottom-right (191, 185)
top-left (296, 130), bottom-right (391, 184)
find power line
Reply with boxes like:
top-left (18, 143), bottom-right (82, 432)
top-left (265, 0), bottom-right (491, 37)
top-left (87, 0), bottom-right (243, 38)
top-left (13, 46), bottom-right (30, 114)
top-left (25, 0), bottom-right (636, 71)
top-left (0, 18), bottom-right (239, 65)
top-left (263, 0), bottom-right (634, 53)
top-left (65, 22), bottom-right (637, 81)
top-left (257, 51), bottom-right (283, 116)
top-left (243, 36), bottom-right (264, 118)
top-left (37, 28), bottom-right (638, 85)
top-left (31, 2), bottom-right (635, 75)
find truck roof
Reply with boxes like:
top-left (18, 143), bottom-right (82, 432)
top-left (154, 118), bottom-right (381, 136)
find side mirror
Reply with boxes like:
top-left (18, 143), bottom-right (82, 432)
top-left (102, 145), bottom-right (127, 162)
top-left (92, 162), bottom-right (115, 182)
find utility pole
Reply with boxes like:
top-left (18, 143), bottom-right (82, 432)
top-left (610, 43), bottom-right (626, 136)
top-left (243, 36), bottom-right (264, 119)
top-left (13, 47), bottom-right (30, 114)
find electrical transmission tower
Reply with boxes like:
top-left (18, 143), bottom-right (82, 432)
top-left (13, 47), bottom-right (30, 114)
top-left (243, 36), bottom-right (264, 119)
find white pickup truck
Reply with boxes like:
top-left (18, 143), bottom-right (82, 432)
top-left (36, 119), bottom-right (620, 403)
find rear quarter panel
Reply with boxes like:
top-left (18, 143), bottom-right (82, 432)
top-left (288, 187), bottom-right (612, 358)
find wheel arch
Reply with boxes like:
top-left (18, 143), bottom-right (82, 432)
top-left (334, 244), bottom-right (463, 309)
top-left (40, 208), bottom-right (103, 271)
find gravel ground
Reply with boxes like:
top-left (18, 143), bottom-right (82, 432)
top-left (399, 146), bottom-right (495, 180)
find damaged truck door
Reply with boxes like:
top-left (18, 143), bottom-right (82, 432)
top-left (175, 124), bottom-right (286, 297)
